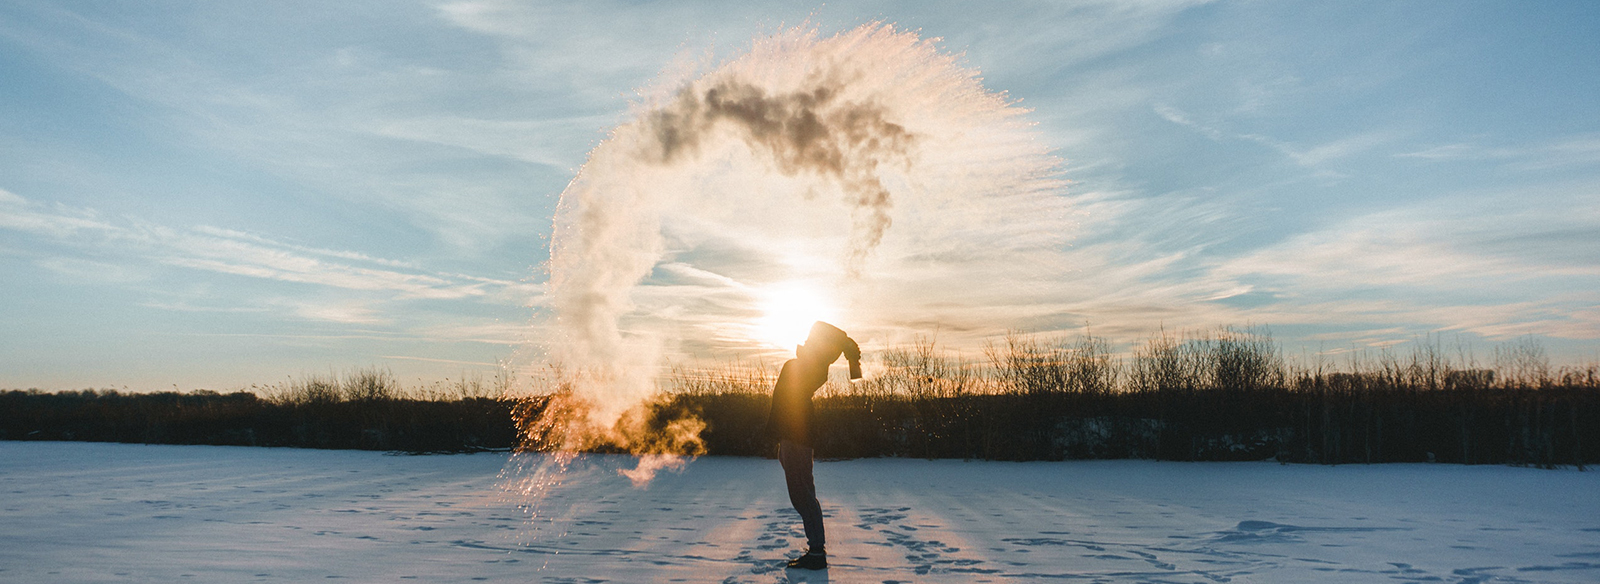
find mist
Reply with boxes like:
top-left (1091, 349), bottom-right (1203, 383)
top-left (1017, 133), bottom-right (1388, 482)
top-left (529, 24), bottom-right (1064, 481)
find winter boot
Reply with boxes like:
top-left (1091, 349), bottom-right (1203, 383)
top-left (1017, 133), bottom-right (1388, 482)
top-left (786, 547), bottom-right (827, 570)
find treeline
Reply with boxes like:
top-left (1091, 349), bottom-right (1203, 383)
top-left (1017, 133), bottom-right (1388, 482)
top-left (0, 369), bottom-right (521, 453)
top-left (658, 330), bottom-right (1598, 468)
top-left (5, 331), bottom-right (1597, 467)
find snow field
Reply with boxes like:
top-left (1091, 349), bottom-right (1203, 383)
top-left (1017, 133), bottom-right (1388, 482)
top-left (1, 441), bottom-right (1596, 583)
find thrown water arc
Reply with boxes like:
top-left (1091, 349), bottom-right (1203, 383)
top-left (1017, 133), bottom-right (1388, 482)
top-left (524, 22), bottom-right (1064, 484)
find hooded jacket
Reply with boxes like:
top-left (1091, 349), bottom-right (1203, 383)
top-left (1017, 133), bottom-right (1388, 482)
top-left (767, 356), bottom-right (830, 447)
top-left (766, 322), bottom-right (860, 447)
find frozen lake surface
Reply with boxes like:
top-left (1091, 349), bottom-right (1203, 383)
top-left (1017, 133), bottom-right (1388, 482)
top-left (2, 442), bottom-right (1597, 583)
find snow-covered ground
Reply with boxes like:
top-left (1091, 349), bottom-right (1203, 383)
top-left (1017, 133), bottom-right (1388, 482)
top-left (1, 442), bottom-right (1596, 583)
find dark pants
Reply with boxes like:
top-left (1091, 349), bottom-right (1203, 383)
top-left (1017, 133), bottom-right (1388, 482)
top-left (778, 440), bottom-right (825, 551)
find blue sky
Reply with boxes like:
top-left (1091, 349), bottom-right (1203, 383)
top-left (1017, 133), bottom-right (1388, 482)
top-left (2, 1), bottom-right (1597, 390)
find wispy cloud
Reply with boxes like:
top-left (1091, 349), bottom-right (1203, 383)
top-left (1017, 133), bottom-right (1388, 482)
top-left (4, 0), bottom-right (1600, 388)
top-left (0, 2), bottom-right (559, 253)
top-left (34, 257), bottom-right (151, 283)
top-left (379, 354), bottom-right (501, 368)
top-left (1245, 130), bottom-right (1397, 169)
top-left (137, 300), bottom-right (270, 314)
top-left (175, 320), bottom-right (528, 347)
top-left (1154, 103), bottom-right (1396, 174)
top-left (0, 190), bottom-right (120, 239)
top-left (1398, 134), bottom-right (1600, 171)
top-left (1396, 142), bottom-right (1518, 161)
top-left (189, 226), bottom-right (422, 270)
top-left (0, 189), bottom-right (527, 313)
top-left (1153, 104), bottom-right (1223, 140)
top-left (288, 302), bottom-right (387, 325)
top-left (1209, 187), bottom-right (1600, 341)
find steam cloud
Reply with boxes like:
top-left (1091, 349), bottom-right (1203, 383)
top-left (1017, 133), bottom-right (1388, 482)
top-left (518, 24), bottom-right (1063, 485)
top-left (646, 81), bottom-right (917, 270)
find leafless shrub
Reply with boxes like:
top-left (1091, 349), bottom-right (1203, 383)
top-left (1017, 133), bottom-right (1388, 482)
top-left (664, 360), bottom-right (776, 396)
top-left (878, 336), bottom-right (980, 398)
top-left (1496, 336), bottom-right (1552, 388)
top-left (341, 367), bottom-right (398, 402)
top-left (987, 331), bottom-right (1122, 396)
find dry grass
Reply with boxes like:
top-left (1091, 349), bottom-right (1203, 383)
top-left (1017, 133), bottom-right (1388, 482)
top-left (257, 366), bottom-right (509, 405)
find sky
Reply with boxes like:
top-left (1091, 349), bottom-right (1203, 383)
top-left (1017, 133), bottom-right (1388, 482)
top-left (2, 0), bottom-right (1598, 391)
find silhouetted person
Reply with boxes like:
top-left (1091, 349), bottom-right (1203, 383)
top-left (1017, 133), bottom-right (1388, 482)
top-left (768, 321), bottom-right (862, 571)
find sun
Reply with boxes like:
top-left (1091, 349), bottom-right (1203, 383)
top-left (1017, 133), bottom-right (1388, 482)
top-left (753, 282), bottom-right (839, 350)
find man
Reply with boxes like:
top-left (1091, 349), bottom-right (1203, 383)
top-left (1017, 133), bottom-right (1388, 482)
top-left (767, 321), bottom-right (861, 571)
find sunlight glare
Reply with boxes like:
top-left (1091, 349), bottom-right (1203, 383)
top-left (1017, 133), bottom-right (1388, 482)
top-left (754, 282), bottom-right (839, 350)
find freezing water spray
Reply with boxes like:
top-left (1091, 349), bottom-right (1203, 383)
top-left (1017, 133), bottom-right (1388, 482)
top-left (503, 23), bottom-right (1062, 506)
